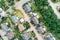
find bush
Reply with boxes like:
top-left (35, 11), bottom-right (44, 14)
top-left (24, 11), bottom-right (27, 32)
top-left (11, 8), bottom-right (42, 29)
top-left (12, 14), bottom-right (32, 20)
top-left (23, 22), bottom-right (30, 30)
top-left (51, 0), bottom-right (59, 3)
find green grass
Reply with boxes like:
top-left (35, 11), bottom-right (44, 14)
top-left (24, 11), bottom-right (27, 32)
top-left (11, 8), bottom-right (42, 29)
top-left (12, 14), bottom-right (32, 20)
top-left (0, 0), bottom-right (9, 11)
top-left (31, 2), bottom-right (37, 11)
top-left (13, 26), bottom-right (23, 40)
top-left (0, 38), bottom-right (2, 40)
top-left (15, 9), bottom-right (24, 18)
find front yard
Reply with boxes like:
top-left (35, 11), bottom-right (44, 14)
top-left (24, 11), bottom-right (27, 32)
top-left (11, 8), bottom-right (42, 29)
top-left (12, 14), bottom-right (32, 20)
top-left (14, 9), bottom-right (24, 18)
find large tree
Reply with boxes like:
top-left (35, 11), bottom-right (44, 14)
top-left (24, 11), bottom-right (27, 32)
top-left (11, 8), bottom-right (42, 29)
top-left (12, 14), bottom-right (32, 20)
top-left (35, 0), bottom-right (60, 39)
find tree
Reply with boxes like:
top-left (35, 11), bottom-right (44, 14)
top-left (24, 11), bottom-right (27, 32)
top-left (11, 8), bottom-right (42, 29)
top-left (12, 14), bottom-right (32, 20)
top-left (51, 0), bottom-right (59, 3)
top-left (23, 22), bottom-right (30, 29)
top-left (35, 0), bottom-right (60, 39)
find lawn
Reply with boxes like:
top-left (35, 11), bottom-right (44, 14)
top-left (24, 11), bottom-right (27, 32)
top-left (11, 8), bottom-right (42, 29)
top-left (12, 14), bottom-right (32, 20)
top-left (6, 17), bottom-right (14, 28)
top-left (15, 9), bottom-right (24, 18)
top-left (0, 38), bottom-right (2, 40)
top-left (31, 3), bottom-right (37, 11)
top-left (13, 26), bottom-right (23, 40)
top-left (37, 12), bottom-right (42, 18)
top-left (16, 20), bottom-right (21, 25)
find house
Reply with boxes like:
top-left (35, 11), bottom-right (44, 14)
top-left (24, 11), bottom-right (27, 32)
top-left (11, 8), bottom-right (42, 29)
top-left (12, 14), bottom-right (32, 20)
top-left (1, 23), bottom-right (9, 31)
top-left (6, 28), bottom-right (14, 39)
top-left (20, 18), bottom-right (24, 23)
top-left (36, 24), bottom-right (46, 33)
top-left (29, 12), bottom-right (39, 25)
top-left (57, 6), bottom-right (60, 12)
top-left (31, 0), bottom-right (35, 2)
top-left (11, 15), bottom-right (19, 23)
top-left (0, 8), bottom-right (7, 18)
top-left (1, 23), bottom-right (14, 39)
top-left (31, 16), bottom-right (39, 24)
top-left (6, 7), bottom-right (14, 13)
top-left (22, 33), bottom-right (30, 40)
top-left (29, 12), bottom-right (37, 17)
top-left (44, 33), bottom-right (55, 40)
top-left (0, 30), bottom-right (8, 40)
top-left (23, 3), bottom-right (31, 12)
top-left (37, 27), bottom-right (45, 33)
top-left (18, 24), bottom-right (25, 32)
top-left (36, 24), bottom-right (41, 27)
top-left (29, 12), bottom-right (40, 18)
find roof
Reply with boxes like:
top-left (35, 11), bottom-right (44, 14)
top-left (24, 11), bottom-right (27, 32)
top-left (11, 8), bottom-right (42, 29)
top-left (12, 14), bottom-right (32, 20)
top-left (0, 8), bottom-right (7, 17)
top-left (36, 24), bottom-right (41, 27)
top-left (20, 18), bottom-right (24, 23)
top-left (37, 27), bottom-right (45, 33)
top-left (18, 24), bottom-right (25, 32)
top-left (6, 31), bottom-right (14, 39)
top-left (29, 12), bottom-right (37, 17)
top-left (22, 33), bottom-right (30, 40)
top-left (11, 15), bottom-right (19, 23)
top-left (31, 17), bottom-right (39, 24)
top-left (1, 23), bottom-right (8, 31)
top-left (44, 33), bottom-right (54, 40)
top-left (23, 4), bottom-right (31, 12)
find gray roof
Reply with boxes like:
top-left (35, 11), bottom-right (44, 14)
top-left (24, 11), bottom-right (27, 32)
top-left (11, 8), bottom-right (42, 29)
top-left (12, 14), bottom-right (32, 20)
top-left (1, 23), bottom-right (8, 31)
top-left (22, 33), bottom-right (30, 40)
top-left (23, 4), bottom-right (31, 12)
top-left (11, 15), bottom-right (19, 23)
top-left (44, 37), bottom-right (54, 40)
top-left (6, 31), bottom-right (14, 39)
top-left (31, 17), bottom-right (39, 24)
top-left (6, 28), bottom-right (14, 39)
top-left (44, 33), bottom-right (54, 40)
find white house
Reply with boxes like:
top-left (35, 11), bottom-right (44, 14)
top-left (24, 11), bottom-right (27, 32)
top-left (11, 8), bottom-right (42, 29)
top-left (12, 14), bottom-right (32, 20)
top-left (29, 12), bottom-right (37, 17)
top-left (20, 18), bottom-right (24, 23)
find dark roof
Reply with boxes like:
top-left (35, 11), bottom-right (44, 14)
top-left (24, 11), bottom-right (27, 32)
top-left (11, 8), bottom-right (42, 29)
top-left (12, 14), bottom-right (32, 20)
top-left (36, 24), bottom-right (40, 27)
top-left (44, 37), bottom-right (53, 40)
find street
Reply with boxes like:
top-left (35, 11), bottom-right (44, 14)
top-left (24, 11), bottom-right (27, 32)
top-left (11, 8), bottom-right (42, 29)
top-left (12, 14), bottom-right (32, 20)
top-left (14, 0), bottom-right (44, 40)
top-left (48, 0), bottom-right (60, 19)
